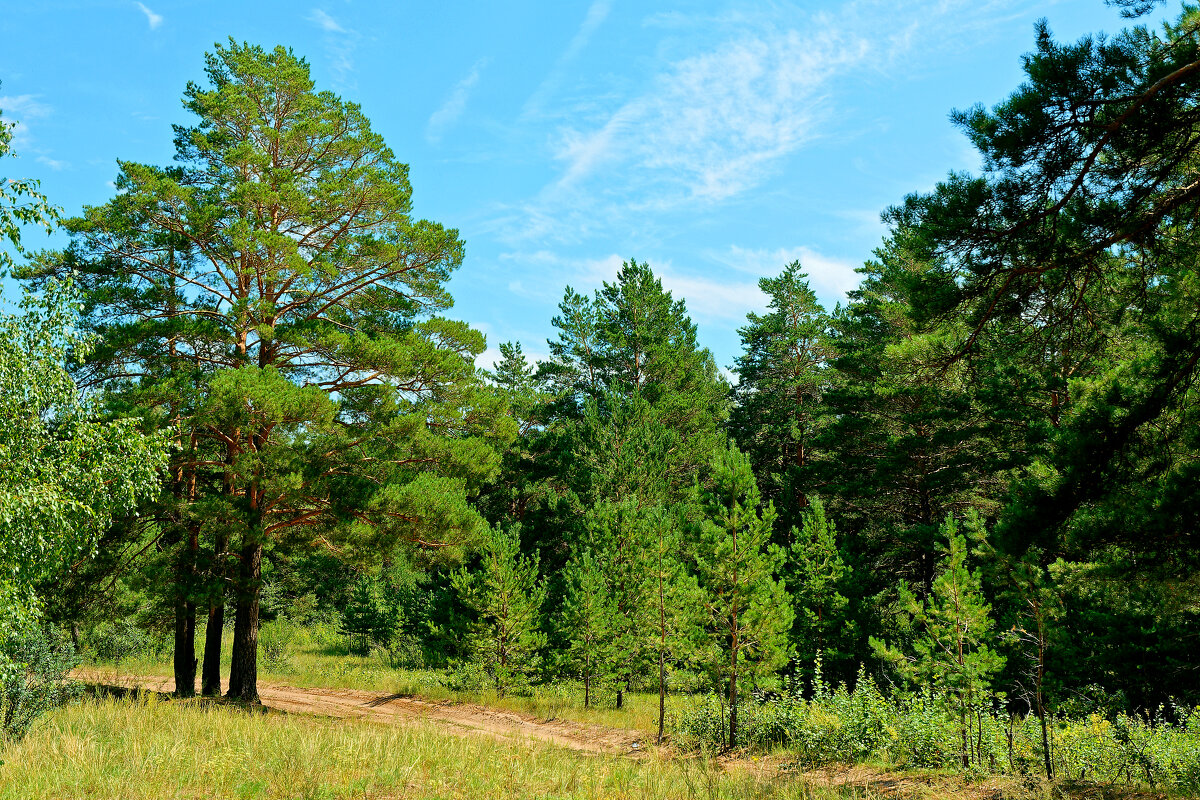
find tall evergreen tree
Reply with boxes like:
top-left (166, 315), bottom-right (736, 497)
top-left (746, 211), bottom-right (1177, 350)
top-left (731, 262), bottom-right (834, 536)
top-left (540, 259), bottom-right (727, 477)
top-left (477, 342), bottom-right (554, 527)
top-left (819, 242), bottom-right (1009, 601)
top-left (25, 42), bottom-right (513, 702)
top-left (881, 4), bottom-right (1200, 706)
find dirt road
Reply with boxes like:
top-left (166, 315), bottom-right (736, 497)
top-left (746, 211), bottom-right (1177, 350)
top-left (73, 669), bottom-right (647, 756)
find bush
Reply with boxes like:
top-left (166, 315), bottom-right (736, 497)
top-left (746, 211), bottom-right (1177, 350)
top-left (258, 618), bottom-right (299, 671)
top-left (84, 619), bottom-right (165, 664)
top-left (373, 635), bottom-right (424, 671)
top-left (1, 625), bottom-right (81, 743)
top-left (445, 660), bottom-right (491, 692)
top-left (670, 671), bottom-right (1200, 792)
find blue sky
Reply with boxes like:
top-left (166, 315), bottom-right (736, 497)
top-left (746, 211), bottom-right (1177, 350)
top-left (0, 0), bottom-right (1164, 374)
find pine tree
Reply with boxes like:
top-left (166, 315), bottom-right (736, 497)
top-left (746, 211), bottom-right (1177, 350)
top-left (871, 513), bottom-right (1005, 768)
top-left (558, 549), bottom-right (617, 708)
top-left (731, 262), bottom-right (834, 536)
top-left (339, 575), bottom-right (397, 655)
top-left (691, 444), bottom-right (793, 749)
top-left (23, 42), bottom-right (514, 702)
top-left (581, 498), bottom-right (655, 709)
top-left (645, 504), bottom-right (701, 744)
top-left (478, 341), bottom-right (555, 528)
top-left (540, 259), bottom-right (727, 485)
top-left (786, 497), bottom-right (856, 685)
top-left (1001, 554), bottom-right (1064, 780)
top-left (451, 525), bottom-right (547, 692)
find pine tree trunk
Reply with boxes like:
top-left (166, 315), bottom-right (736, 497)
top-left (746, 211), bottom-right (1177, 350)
top-left (227, 538), bottom-right (262, 703)
top-left (1036, 611), bottom-right (1054, 780)
top-left (584, 652), bottom-right (591, 709)
top-left (205, 451), bottom-right (231, 696)
top-left (173, 525), bottom-right (199, 697)
top-left (657, 647), bottom-right (666, 745)
top-left (960, 714), bottom-right (970, 769)
top-left (173, 596), bottom-right (197, 697)
top-left (201, 600), bottom-right (224, 696)
top-left (201, 520), bottom-right (227, 696)
top-left (728, 629), bottom-right (739, 749)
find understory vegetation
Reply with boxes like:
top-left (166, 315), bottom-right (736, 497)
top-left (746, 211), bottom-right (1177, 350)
top-left (673, 676), bottom-right (1200, 794)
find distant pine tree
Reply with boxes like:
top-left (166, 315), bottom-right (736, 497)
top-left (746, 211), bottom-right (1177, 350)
top-left (558, 549), bottom-right (617, 708)
top-left (786, 498), bottom-right (857, 685)
top-left (691, 444), bottom-right (792, 749)
top-left (731, 261), bottom-right (834, 537)
top-left (452, 526), bottom-right (547, 692)
top-left (871, 513), bottom-right (1005, 768)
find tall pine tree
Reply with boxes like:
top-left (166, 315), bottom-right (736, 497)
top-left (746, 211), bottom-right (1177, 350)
top-left (26, 42), bottom-right (513, 702)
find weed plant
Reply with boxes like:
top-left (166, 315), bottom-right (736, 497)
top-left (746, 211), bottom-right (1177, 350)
top-left (671, 669), bottom-right (1200, 794)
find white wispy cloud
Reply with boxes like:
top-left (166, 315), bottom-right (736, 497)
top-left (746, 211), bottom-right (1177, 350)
top-left (496, 0), bottom-right (1039, 248)
top-left (135, 2), bottom-right (163, 30)
top-left (307, 8), bottom-right (345, 33)
top-left (306, 9), bottom-right (358, 89)
top-left (522, 0), bottom-right (613, 118)
top-left (502, 250), bottom-right (766, 324)
top-left (427, 59), bottom-right (489, 143)
top-left (716, 245), bottom-right (862, 303)
top-left (36, 155), bottom-right (68, 171)
top-left (551, 26), bottom-right (862, 203)
top-left (0, 94), bottom-right (52, 151)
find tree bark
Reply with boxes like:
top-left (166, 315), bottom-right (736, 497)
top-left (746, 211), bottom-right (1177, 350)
top-left (173, 524), bottom-right (199, 698)
top-left (227, 538), bottom-right (262, 703)
top-left (173, 596), bottom-right (197, 697)
top-left (658, 647), bottom-right (666, 745)
top-left (201, 527), bottom-right (228, 696)
top-left (202, 602), bottom-right (224, 696)
top-left (728, 629), bottom-right (739, 749)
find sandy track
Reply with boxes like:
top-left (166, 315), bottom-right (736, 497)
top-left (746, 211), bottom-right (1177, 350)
top-left (73, 669), bottom-right (648, 756)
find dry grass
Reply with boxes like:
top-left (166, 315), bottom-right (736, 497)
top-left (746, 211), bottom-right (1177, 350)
top-left (0, 694), bottom-right (876, 800)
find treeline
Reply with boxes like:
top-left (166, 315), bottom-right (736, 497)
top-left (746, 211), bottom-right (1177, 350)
top-left (12, 0), bottom-right (1200, 757)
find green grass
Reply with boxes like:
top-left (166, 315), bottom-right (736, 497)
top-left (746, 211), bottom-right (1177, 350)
top-left (0, 694), bottom-right (874, 800)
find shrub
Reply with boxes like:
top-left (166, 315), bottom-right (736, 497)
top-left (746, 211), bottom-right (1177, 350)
top-left (258, 619), bottom-right (299, 671)
top-left (373, 636), bottom-right (424, 671)
top-left (1, 625), bottom-right (81, 743)
top-left (444, 660), bottom-right (491, 692)
top-left (670, 671), bottom-right (1200, 793)
top-left (84, 619), bottom-right (163, 665)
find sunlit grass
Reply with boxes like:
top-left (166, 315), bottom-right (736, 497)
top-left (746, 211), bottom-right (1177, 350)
top-left (0, 694), bottom-right (875, 800)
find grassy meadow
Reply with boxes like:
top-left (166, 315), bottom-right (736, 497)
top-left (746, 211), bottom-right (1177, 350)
top-left (69, 623), bottom-right (1200, 799)
top-left (1, 693), bottom-right (875, 800)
